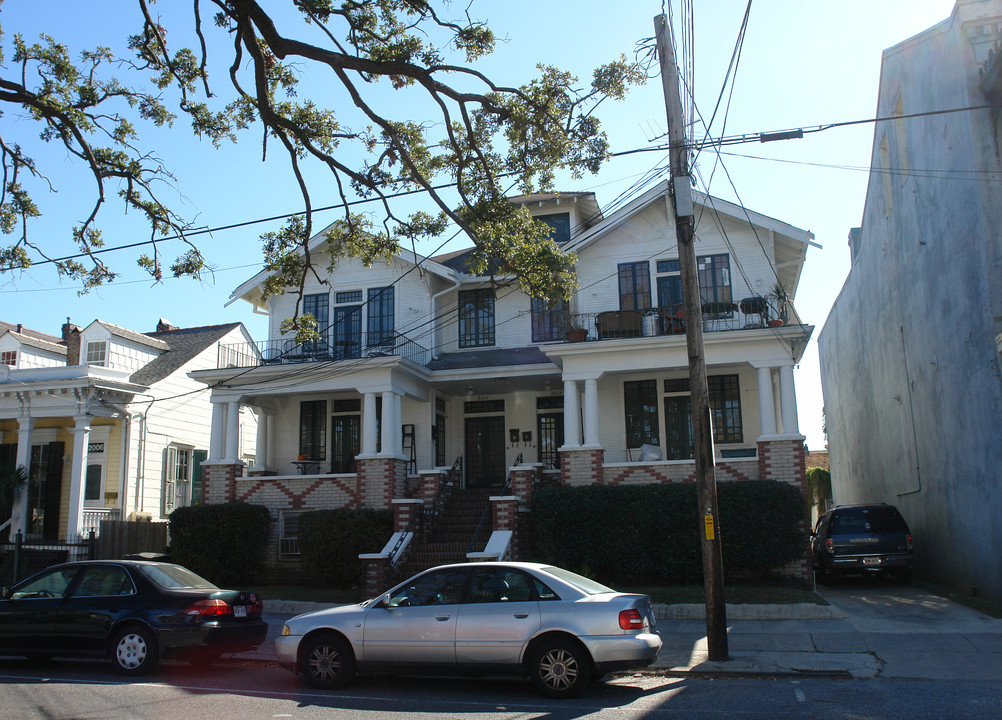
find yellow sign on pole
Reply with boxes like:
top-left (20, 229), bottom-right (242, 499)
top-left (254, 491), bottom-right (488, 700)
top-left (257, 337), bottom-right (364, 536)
top-left (704, 514), bottom-right (715, 540)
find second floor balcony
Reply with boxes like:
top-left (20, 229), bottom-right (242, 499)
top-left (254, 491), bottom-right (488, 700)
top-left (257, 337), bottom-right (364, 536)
top-left (218, 331), bottom-right (430, 370)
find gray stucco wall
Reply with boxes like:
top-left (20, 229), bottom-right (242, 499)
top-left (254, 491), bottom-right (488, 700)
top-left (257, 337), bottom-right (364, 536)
top-left (819, 2), bottom-right (1002, 602)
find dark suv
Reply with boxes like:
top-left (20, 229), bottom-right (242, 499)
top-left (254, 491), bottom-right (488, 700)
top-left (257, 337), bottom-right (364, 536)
top-left (811, 504), bottom-right (914, 584)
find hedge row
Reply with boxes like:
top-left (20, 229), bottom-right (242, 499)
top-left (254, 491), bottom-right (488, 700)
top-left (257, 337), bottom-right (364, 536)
top-left (298, 508), bottom-right (394, 588)
top-left (529, 481), bottom-right (806, 586)
top-left (169, 502), bottom-right (271, 586)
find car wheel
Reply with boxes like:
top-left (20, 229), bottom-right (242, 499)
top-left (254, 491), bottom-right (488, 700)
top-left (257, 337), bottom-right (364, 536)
top-left (530, 638), bottom-right (591, 698)
top-left (816, 560), bottom-right (835, 586)
top-left (111, 625), bottom-right (159, 676)
top-left (302, 634), bottom-right (355, 690)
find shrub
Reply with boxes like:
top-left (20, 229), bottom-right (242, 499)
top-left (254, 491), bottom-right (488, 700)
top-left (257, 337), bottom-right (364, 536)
top-left (169, 502), bottom-right (270, 585)
top-left (805, 467), bottom-right (833, 513)
top-left (298, 508), bottom-right (393, 588)
top-left (529, 481), bottom-right (806, 586)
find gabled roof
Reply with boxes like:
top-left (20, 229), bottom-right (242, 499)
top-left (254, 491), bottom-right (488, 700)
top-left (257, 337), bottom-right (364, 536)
top-left (130, 323), bottom-right (243, 386)
top-left (0, 320), bottom-right (63, 346)
top-left (87, 320), bottom-right (170, 351)
top-left (563, 181), bottom-right (818, 299)
top-left (0, 329), bottom-right (67, 357)
top-left (226, 220), bottom-right (458, 311)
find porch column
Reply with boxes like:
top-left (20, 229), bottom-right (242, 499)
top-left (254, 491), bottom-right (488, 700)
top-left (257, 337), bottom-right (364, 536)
top-left (9, 416), bottom-right (33, 540)
top-left (225, 401), bottom-right (240, 462)
top-left (362, 392), bottom-right (378, 455)
top-left (380, 391), bottom-right (398, 455)
top-left (779, 364), bottom-right (801, 437)
top-left (394, 393), bottom-right (403, 455)
top-left (583, 378), bottom-right (600, 446)
top-left (209, 402), bottom-right (225, 461)
top-left (66, 415), bottom-right (90, 539)
top-left (252, 412), bottom-right (269, 472)
top-left (563, 380), bottom-right (581, 447)
top-left (757, 366), bottom-right (778, 437)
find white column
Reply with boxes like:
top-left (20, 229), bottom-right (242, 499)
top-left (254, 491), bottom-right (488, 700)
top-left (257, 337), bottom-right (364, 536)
top-left (563, 380), bottom-right (581, 447)
top-left (9, 417), bottom-right (33, 540)
top-left (380, 391), bottom-right (397, 455)
top-left (757, 367), bottom-right (777, 437)
top-left (779, 365), bottom-right (801, 437)
top-left (225, 401), bottom-right (240, 462)
top-left (67, 415), bottom-right (91, 539)
top-left (362, 392), bottom-right (378, 455)
top-left (252, 412), bottom-right (268, 471)
top-left (583, 378), bottom-right (601, 446)
top-left (209, 402), bottom-right (225, 461)
top-left (394, 393), bottom-right (403, 455)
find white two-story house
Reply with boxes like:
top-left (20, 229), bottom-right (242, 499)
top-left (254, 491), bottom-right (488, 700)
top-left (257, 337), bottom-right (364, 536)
top-left (192, 180), bottom-right (816, 577)
top-left (1, 318), bottom-right (258, 544)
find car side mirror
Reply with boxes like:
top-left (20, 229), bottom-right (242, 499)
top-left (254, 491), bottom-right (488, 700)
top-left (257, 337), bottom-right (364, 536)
top-left (373, 593), bottom-right (390, 609)
top-left (1, 586), bottom-right (10, 599)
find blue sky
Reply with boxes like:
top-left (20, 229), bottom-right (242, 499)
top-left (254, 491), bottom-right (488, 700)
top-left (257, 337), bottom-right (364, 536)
top-left (1, 0), bottom-right (962, 451)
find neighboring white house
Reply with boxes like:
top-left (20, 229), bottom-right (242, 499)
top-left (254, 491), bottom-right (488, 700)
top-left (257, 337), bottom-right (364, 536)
top-left (192, 180), bottom-right (817, 577)
top-left (819, 0), bottom-right (1002, 602)
top-left (1, 318), bottom-right (258, 542)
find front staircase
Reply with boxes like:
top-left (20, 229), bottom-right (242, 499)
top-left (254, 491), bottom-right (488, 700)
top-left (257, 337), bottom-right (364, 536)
top-left (396, 487), bottom-right (495, 578)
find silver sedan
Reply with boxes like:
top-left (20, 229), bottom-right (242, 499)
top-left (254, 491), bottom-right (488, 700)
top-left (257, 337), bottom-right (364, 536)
top-left (276, 561), bottom-right (662, 698)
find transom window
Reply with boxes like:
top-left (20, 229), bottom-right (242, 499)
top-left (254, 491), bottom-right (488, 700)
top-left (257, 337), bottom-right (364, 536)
top-left (458, 289), bottom-right (495, 348)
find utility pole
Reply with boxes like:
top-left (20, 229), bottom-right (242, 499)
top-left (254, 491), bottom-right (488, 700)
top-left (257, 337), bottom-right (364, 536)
top-left (654, 13), bottom-right (728, 661)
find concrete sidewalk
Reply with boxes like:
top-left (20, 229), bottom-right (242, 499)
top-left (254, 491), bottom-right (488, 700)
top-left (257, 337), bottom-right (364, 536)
top-left (237, 586), bottom-right (1002, 682)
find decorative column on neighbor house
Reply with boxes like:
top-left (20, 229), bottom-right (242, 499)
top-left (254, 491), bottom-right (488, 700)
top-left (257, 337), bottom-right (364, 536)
top-left (8, 415), bottom-right (33, 540)
top-left (202, 399), bottom-right (245, 504)
top-left (559, 376), bottom-right (604, 486)
top-left (66, 415), bottom-right (91, 540)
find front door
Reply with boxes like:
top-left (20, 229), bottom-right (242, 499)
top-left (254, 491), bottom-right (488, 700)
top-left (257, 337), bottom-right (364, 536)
top-left (330, 415), bottom-right (360, 473)
top-left (464, 416), bottom-right (505, 488)
top-left (664, 396), bottom-right (694, 460)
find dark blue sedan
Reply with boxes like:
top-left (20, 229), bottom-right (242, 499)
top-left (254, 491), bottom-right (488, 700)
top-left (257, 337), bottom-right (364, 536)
top-left (0, 560), bottom-right (267, 674)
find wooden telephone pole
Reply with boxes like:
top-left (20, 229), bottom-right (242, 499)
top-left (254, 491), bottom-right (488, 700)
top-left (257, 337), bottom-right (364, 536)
top-left (654, 13), bottom-right (728, 661)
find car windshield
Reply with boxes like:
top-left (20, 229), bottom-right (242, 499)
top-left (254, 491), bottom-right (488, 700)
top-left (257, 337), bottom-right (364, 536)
top-left (139, 563), bottom-right (217, 590)
top-left (542, 566), bottom-right (615, 595)
top-left (832, 507), bottom-right (908, 534)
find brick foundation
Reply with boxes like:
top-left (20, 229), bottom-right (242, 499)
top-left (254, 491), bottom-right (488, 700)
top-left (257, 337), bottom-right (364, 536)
top-left (201, 462), bottom-right (245, 504)
top-left (559, 447), bottom-right (604, 485)
top-left (759, 438), bottom-right (812, 585)
top-left (357, 456), bottom-right (408, 508)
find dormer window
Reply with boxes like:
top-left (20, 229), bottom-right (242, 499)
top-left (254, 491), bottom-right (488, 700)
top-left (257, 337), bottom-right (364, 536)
top-left (86, 341), bottom-right (107, 366)
top-left (1, 350), bottom-right (15, 366)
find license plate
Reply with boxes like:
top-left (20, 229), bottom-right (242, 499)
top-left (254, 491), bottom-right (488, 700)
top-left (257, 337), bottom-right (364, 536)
top-left (863, 558), bottom-right (880, 566)
top-left (234, 605), bottom-right (247, 618)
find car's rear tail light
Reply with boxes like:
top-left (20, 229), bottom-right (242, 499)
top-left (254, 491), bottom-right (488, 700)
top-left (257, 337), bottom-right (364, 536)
top-left (906, 535), bottom-right (913, 550)
top-left (825, 538), bottom-right (833, 553)
top-left (619, 609), bottom-right (645, 630)
top-left (185, 598), bottom-right (233, 617)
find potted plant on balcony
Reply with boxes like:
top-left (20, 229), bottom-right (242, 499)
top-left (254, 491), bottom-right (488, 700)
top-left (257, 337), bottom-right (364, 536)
top-left (766, 283), bottom-right (790, 327)
top-left (565, 317), bottom-right (588, 342)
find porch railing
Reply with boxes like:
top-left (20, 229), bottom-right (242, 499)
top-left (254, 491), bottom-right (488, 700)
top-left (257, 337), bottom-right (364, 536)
top-left (82, 508), bottom-right (121, 537)
top-left (562, 297), bottom-right (799, 343)
top-left (217, 331), bottom-right (430, 370)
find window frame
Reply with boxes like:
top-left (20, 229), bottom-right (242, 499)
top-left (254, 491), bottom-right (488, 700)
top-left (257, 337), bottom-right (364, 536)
top-left (617, 261), bottom-right (652, 311)
top-left (0, 350), bottom-right (16, 366)
top-left (623, 379), bottom-right (659, 449)
top-left (530, 297), bottom-right (567, 343)
top-left (458, 288), bottom-right (496, 348)
top-left (367, 286), bottom-right (395, 347)
top-left (86, 341), bottom-right (107, 366)
top-left (299, 400), bottom-right (327, 460)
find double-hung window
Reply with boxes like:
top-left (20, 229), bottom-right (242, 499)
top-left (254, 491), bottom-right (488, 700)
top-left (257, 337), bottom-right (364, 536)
top-left (624, 379), bottom-right (659, 449)
top-left (530, 298), bottom-right (567, 343)
top-left (708, 375), bottom-right (743, 443)
top-left (618, 262), bottom-right (652, 311)
top-left (459, 289), bottom-right (495, 348)
top-left (697, 254), bottom-right (732, 306)
top-left (303, 292), bottom-right (330, 351)
top-left (86, 341), bottom-right (107, 366)
top-left (367, 287), bottom-right (395, 348)
top-left (1, 350), bottom-right (15, 366)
